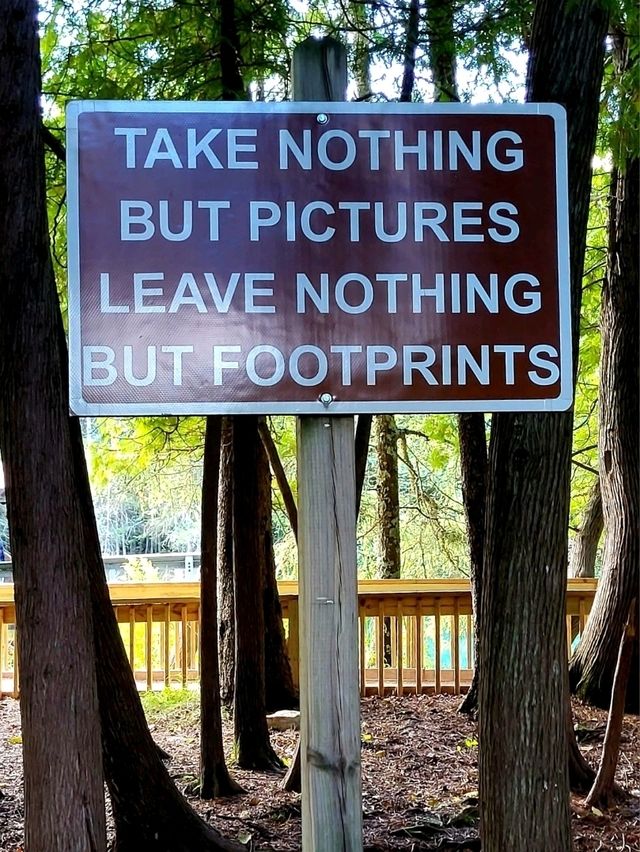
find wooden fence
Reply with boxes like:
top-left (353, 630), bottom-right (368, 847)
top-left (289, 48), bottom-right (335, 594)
top-left (0, 578), bottom-right (597, 698)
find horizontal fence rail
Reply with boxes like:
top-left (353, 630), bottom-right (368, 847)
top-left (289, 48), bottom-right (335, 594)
top-left (0, 579), bottom-right (597, 698)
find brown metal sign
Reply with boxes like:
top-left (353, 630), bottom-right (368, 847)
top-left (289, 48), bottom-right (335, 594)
top-left (67, 101), bottom-right (570, 414)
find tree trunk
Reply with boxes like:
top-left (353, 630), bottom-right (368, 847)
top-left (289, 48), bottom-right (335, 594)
top-left (399, 0), bottom-right (420, 102)
top-left (585, 599), bottom-right (637, 808)
top-left (258, 425), bottom-right (298, 711)
top-left (200, 416), bottom-right (242, 798)
top-left (376, 415), bottom-right (401, 665)
top-left (354, 414), bottom-right (372, 518)
top-left (376, 415), bottom-right (401, 581)
top-left (0, 3), bottom-right (106, 848)
top-left (425, 0), bottom-right (458, 102)
top-left (479, 2), bottom-right (608, 850)
top-left (232, 416), bottom-right (282, 769)
top-left (569, 477), bottom-right (603, 578)
top-left (259, 419), bottom-right (298, 540)
top-left (218, 417), bottom-right (236, 707)
top-left (457, 413), bottom-right (487, 716)
top-left (68, 419), bottom-right (243, 850)
top-left (352, 0), bottom-right (371, 99)
top-left (570, 154), bottom-right (639, 713)
top-left (220, 0), bottom-right (245, 100)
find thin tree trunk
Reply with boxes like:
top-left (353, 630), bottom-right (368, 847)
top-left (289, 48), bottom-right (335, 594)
top-left (0, 4), bottom-right (107, 847)
top-left (199, 416), bottom-right (242, 798)
top-left (569, 477), bottom-right (603, 578)
top-left (259, 419), bottom-right (298, 540)
top-left (479, 2), bottom-right (608, 850)
top-left (258, 426), bottom-right (298, 711)
top-left (399, 0), bottom-right (420, 103)
top-left (567, 686), bottom-right (596, 794)
top-left (220, 0), bottom-right (245, 100)
top-left (218, 417), bottom-right (235, 706)
top-left (352, 0), bottom-right (371, 99)
top-left (425, 0), bottom-right (458, 101)
top-left (232, 416), bottom-right (283, 769)
top-left (376, 415), bottom-right (401, 580)
top-left (570, 153), bottom-right (640, 713)
top-left (457, 413), bottom-right (487, 715)
top-left (376, 415), bottom-right (401, 665)
top-left (585, 600), bottom-right (637, 808)
top-left (355, 414), bottom-right (372, 518)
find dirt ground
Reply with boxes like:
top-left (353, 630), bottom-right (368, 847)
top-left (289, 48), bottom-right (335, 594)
top-left (0, 693), bottom-right (638, 850)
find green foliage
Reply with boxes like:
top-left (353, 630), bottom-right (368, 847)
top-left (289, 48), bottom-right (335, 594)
top-left (35, 0), bottom-right (621, 582)
top-left (141, 689), bottom-right (199, 725)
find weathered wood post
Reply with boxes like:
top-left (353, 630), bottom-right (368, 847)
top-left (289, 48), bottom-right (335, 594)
top-left (293, 37), bottom-right (363, 851)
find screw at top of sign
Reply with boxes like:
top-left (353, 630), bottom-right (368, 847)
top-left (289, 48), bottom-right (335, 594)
top-left (316, 113), bottom-right (329, 124)
top-left (319, 392), bottom-right (334, 407)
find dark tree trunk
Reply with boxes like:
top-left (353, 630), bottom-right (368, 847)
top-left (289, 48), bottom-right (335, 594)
top-left (259, 418), bottom-right (298, 539)
top-left (478, 3), bottom-right (608, 851)
top-left (425, 0), bottom-right (458, 102)
top-left (68, 419), bottom-right (242, 850)
top-left (569, 477), bottom-right (603, 578)
top-left (566, 684), bottom-right (596, 793)
top-left (457, 413), bottom-right (487, 716)
top-left (570, 153), bottom-right (639, 714)
top-left (218, 417), bottom-right (236, 707)
top-left (232, 416), bottom-right (282, 769)
top-left (375, 415), bottom-right (401, 580)
top-left (354, 414), bottom-right (372, 518)
top-left (220, 0), bottom-right (245, 100)
top-left (585, 600), bottom-right (637, 808)
top-left (352, 0), bottom-right (371, 100)
top-left (200, 416), bottom-right (242, 798)
top-left (399, 0), bottom-right (420, 102)
top-left (375, 415), bottom-right (401, 665)
top-left (0, 4), bottom-right (106, 847)
top-left (258, 425), bottom-right (298, 711)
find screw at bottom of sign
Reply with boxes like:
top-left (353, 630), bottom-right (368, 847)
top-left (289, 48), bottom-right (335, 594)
top-left (319, 392), bottom-right (334, 407)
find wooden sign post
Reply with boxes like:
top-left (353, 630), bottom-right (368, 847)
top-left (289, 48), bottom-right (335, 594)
top-left (293, 38), bottom-right (363, 851)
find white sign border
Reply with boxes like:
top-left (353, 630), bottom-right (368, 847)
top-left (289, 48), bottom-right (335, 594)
top-left (66, 100), bottom-right (572, 416)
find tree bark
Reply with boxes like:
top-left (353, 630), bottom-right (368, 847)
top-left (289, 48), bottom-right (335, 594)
top-left (259, 418), bottom-right (298, 540)
top-left (220, 0), bottom-right (245, 100)
top-left (479, 2), bottom-right (608, 851)
top-left (376, 415), bottom-right (401, 581)
top-left (68, 416), bottom-right (243, 850)
top-left (232, 416), bottom-right (282, 769)
top-left (258, 425), bottom-right (298, 711)
top-left (569, 477), bottom-right (603, 578)
top-left (585, 600), bottom-right (637, 808)
top-left (218, 417), bottom-right (236, 707)
top-left (351, 0), bottom-right (371, 99)
top-left (399, 0), bottom-right (420, 103)
top-left (355, 414), bottom-right (372, 518)
top-left (425, 0), bottom-right (458, 101)
top-left (570, 147), bottom-right (639, 713)
top-left (457, 413), bottom-right (487, 716)
top-left (200, 416), bottom-right (242, 798)
top-left (376, 415), bottom-right (401, 665)
top-left (0, 3), bottom-right (107, 848)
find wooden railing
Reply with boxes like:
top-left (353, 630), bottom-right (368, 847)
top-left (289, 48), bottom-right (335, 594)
top-left (0, 578), bottom-right (597, 698)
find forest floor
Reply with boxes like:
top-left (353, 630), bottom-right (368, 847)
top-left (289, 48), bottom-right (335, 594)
top-left (0, 692), bottom-right (638, 851)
